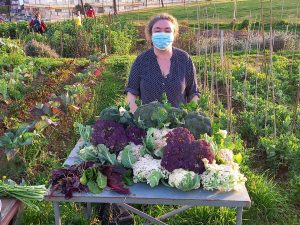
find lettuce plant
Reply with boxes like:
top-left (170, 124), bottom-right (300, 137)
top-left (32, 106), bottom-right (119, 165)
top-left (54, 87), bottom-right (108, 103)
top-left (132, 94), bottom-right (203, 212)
top-left (0, 124), bottom-right (34, 160)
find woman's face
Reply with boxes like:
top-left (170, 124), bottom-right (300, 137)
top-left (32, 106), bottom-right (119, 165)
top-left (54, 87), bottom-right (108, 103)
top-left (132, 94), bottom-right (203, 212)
top-left (152, 19), bottom-right (174, 36)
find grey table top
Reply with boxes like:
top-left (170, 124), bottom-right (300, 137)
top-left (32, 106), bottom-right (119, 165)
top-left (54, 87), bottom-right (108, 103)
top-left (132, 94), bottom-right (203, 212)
top-left (45, 139), bottom-right (251, 208)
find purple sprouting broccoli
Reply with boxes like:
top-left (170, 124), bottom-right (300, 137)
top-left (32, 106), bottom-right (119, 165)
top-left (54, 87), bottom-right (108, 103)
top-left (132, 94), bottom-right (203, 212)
top-left (166, 127), bottom-right (195, 145)
top-left (91, 120), bottom-right (128, 153)
top-left (161, 139), bottom-right (214, 174)
top-left (125, 126), bottom-right (146, 145)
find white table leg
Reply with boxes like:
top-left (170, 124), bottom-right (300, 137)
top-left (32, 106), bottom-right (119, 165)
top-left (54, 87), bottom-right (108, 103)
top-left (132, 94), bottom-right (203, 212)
top-left (53, 202), bottom-right (61, 225)
top-left (236, 207), bottom-right (243, 225)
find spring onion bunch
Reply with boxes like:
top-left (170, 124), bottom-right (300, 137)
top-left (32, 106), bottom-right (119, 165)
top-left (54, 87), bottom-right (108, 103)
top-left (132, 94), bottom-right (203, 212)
top-left (0, 178), bottom-right (46, 210)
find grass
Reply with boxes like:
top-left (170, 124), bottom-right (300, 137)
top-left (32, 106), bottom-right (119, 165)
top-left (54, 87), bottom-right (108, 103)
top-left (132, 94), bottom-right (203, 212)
top-left (118, 0), bottom-right (300, 28)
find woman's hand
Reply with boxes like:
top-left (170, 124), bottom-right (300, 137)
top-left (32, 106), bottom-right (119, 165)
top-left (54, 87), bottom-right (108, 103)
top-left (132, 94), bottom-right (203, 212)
top-left (127, 92), bottom-right (138, 113)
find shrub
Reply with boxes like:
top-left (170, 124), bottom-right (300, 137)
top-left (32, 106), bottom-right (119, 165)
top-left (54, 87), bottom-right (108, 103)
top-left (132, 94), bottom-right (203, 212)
top-left (0, 53), bottom-right (26, 71)
top-left (21, 32), bottom-right (48, 43)
top-left (0, 38), bottom-right (24, 55)
top-left (239, 19), bottom-right (250, 31)
top-left (289, 175), bottom-right (300, 205)
top-left (72, 29), bottom-right (94, 57)
top-left (258, 133), bottom-right (300, 176)
top-left (110, 30), bottom-right (132, 54)
top-left (24, 40), bottom-right (59, 58)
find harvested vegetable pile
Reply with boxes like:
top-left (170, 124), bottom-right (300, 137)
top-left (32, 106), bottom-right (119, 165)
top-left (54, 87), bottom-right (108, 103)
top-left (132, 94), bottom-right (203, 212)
top-left (50, 96), bottom-right (246, 198)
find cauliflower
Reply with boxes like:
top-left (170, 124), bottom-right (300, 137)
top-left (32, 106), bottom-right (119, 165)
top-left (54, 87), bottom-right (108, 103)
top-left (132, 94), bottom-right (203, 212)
top-left (168, 168), bottom-right (201, 191)
top-left (144, 128), bottom-right (172, 158)
top-left (201, 158), bottom-right (247, 192)
top-left (218, 130), bottom-right (228, 139)
top-left (216, 148), bottom-right (234, 164)
top-left (153, 128), bottom-right (171, 156)
top-left (132, 154), bottom-right (169, 187)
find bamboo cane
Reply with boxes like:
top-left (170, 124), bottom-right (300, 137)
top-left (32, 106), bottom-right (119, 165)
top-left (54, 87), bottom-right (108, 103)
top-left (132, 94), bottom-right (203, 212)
top-left (270, 0), bottom-right (277, 137)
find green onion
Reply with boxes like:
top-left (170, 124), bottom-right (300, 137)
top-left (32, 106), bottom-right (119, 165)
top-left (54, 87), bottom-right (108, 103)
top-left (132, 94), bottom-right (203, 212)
top-left (0, 179), bottom-right (46, 210)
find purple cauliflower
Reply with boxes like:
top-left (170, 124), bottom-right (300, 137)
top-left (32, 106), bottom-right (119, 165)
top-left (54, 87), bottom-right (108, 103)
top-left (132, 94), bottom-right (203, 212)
top-left (125, 126), bottom-right (146, 145)
top-left (161, 139), bottom-right (214, 174)
top-left (91, 120), bottom-right (128, 153)
top-left (166, 127), bottom-right (195, 145)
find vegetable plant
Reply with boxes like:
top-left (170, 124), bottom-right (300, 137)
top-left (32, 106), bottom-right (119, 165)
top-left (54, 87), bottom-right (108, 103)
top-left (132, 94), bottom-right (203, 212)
top-left (0, 124), bottom-right (34, 160)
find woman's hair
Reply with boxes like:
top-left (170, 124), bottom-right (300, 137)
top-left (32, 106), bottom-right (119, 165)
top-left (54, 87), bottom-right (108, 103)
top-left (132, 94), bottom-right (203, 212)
top-left (145, 13), bottom-right (179, 42)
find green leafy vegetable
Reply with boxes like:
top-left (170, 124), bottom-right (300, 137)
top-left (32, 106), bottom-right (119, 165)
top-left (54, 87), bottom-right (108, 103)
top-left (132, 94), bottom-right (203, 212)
top-left (0, 124), bottom-right (34, 160)
top-left (74, 122), bottom-right (93, 143)
top-left (120, 146), bottom-right (137, 168)
top-left (148, 170), bottom-right (163, 188)
top-left (80, 167), bottom-right (107, 194)
top-left (0, 79), bottom-right (8, 101)
top-left (97, 144), bottom-right (118, 165)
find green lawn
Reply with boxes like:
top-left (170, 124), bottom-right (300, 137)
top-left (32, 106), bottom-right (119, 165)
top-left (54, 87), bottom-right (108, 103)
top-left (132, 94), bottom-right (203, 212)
top-left (118, 0), bottom-right (300, 25)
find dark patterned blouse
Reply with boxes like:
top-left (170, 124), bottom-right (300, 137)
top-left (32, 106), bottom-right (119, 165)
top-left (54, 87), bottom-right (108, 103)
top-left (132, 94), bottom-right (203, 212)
top-left (125, 47), bottom-right (200, 107)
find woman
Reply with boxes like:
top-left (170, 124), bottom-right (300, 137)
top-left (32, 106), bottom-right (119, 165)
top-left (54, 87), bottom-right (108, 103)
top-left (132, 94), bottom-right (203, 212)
top-left (74, 11), bottom-right (82, 27)
top-left (29, 13), bottom-right (47, 34)
top-left (126, 13), bottom-right (200, 113)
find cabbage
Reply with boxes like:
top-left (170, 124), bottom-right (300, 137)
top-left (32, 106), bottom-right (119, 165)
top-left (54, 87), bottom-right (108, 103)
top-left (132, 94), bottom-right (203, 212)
top-left (77, 144), bottom-right (118, 166)
top-left (117, 143), bottom-right (144, 168)
top-left (77, 145), bottom-right (98, 162)
top-left (168, 168), bottom-right (201, 191)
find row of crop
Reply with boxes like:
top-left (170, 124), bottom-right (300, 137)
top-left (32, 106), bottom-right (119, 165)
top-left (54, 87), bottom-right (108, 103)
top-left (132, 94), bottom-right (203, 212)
top-left (0, 49), bottom-right (103, 167)
top-left (0, 44), bottom-right (91, 129)
top-left (194, 52), bottom-right (300, 204)
top-left (15, 55), bottom-right (134, 225)
top-left (0, 17), bottom-right (137, 58)
top-left (1, 17), bottom-right (298, 59)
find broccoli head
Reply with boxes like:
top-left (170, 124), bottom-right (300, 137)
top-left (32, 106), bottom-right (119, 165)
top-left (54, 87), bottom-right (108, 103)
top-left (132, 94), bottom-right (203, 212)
top-left (183, 111), bottom-right (212, 138)
top-left (134, 101), bottom-right (168, 129)
top-left (167, 107), bottom-right (187, 128)
top-left (100, 106), bottom-right (120, 122)
top-left (100, 106), bottom-right (135, 127)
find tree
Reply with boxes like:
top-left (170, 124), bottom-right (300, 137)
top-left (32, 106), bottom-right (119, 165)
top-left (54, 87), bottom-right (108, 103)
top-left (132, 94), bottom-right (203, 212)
top-left (80, 0), bottom-right (86, 17)
top-left (74, 3), bottom-right (91, 15)
top-left (5, 0), bottom-right (11, 21)
top-left (112, 0), bottom-right (117, 15)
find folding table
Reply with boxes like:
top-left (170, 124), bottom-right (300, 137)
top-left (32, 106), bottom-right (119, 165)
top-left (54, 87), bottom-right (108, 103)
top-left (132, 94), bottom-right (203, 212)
top-left (44, 140), bottom-right (251, 225)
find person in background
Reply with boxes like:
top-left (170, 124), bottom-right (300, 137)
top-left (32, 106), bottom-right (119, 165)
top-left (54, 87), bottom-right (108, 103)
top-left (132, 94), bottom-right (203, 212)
top-left (74, 11), bottom-right (82, 26)
top-left (125, 13), bottom-right (200, 113)
top-left (29, 13), bottom-right (47, 34)
top-left (86, 6), bottom-right (96, 18)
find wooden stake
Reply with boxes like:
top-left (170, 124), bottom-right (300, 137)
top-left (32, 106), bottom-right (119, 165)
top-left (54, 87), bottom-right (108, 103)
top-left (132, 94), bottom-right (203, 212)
top-left (292, 82), bottom-right (300, 132)
top-left (270, 0), bottom-right (277, 137)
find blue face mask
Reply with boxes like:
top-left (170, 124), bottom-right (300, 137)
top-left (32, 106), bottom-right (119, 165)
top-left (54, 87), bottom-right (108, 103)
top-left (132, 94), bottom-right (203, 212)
top-left (151, 32), bottom-right (174, 50)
